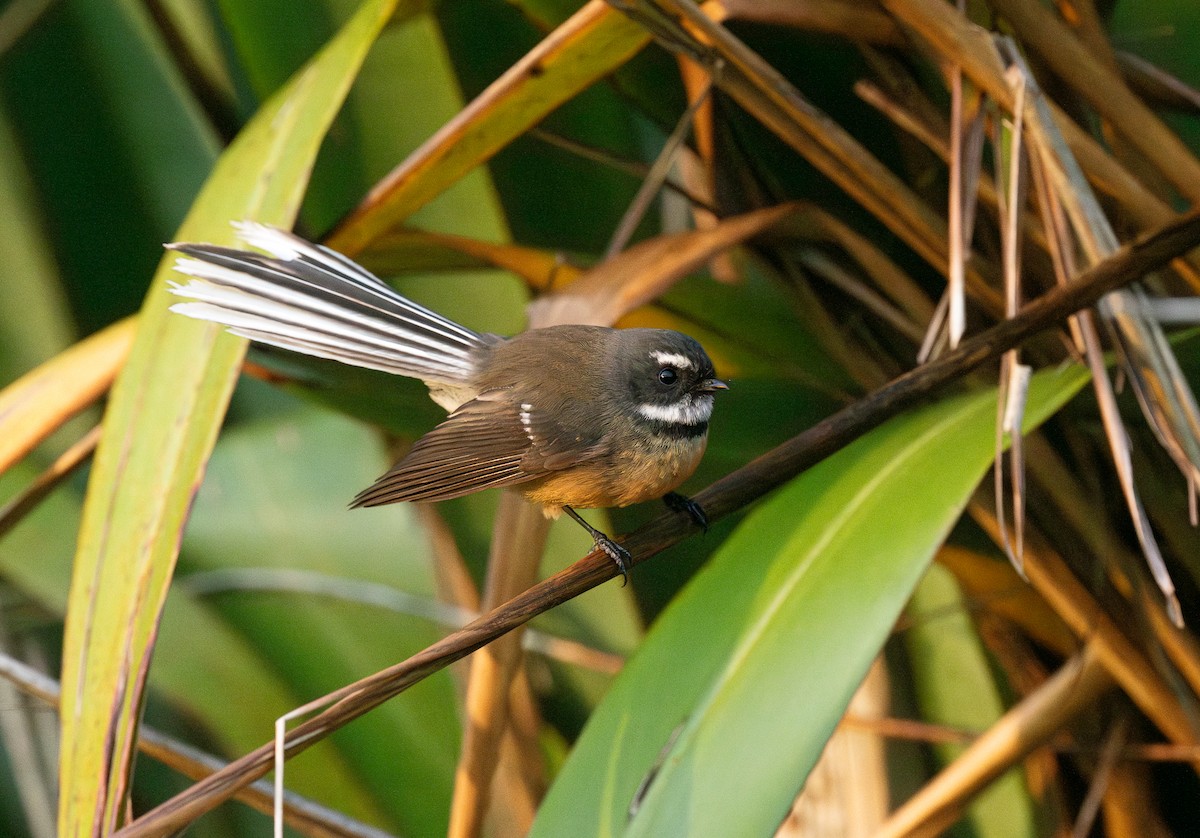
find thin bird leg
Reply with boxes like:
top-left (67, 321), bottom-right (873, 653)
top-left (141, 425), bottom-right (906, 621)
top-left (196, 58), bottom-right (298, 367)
top-left (562, 506), bottom-right (632, 585)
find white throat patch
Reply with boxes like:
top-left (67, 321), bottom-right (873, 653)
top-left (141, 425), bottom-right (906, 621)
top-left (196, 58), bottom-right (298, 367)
top-left (636, 394), bottom-right (713, 426)
top-left (651, 351), bottom-right (694, 370)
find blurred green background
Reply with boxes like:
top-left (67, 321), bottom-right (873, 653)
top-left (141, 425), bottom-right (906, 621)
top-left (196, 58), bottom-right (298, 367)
top-left (3, 1), bottom-right (1200, 836)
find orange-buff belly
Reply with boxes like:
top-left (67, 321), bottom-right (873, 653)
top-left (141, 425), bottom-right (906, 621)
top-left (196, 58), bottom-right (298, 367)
top-left (523, 436), bottom-right (708, 517)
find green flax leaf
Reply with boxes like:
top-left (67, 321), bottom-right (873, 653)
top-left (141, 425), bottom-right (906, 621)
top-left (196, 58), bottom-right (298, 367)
top-left (532, 364), bottom-right (1089, 838)
top-left (57, 0), bottom-right (398, 832)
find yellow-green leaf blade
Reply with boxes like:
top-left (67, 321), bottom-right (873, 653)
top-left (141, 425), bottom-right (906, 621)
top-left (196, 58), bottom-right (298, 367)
top-left (531, 363), bottom-right (1089, 838)
top-left (57, 0), bottom-right (398, 833)
top-left (328, 0), bottom-right (651, 254)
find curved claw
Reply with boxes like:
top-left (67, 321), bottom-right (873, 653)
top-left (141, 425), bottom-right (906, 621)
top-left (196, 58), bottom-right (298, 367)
top-left (562, 505), bottom-right (633, 585)
top-left (595, 536), bottom-right (633, 587)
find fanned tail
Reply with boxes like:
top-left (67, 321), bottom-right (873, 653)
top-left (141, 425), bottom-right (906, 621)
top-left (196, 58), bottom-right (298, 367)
top-left (166, 222), bottom-right (485, 391)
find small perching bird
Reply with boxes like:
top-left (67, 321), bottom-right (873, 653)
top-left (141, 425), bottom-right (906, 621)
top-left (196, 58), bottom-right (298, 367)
top-left (167, 223), bottom-right (727, 580)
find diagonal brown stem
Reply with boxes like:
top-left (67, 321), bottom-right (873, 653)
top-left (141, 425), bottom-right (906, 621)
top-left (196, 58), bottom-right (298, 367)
top-left (116, 210), bottom-right (1200, 838)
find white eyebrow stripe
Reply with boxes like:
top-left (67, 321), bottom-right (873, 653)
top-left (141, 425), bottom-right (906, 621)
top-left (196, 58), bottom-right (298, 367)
top-left (651, 351), bottom-right (694, 369)
top-left (636, 396), bottom-right (713, 426)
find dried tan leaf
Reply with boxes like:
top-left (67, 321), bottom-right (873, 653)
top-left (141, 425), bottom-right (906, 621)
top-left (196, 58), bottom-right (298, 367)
top-left (328, 1), bottom-right (651, 255)
top-left (0, 318), bottom-right (133, 476)
top-left (528, 203), bottom-right (798, 328)
top-left (876, 645), bottom-right (1112, 838)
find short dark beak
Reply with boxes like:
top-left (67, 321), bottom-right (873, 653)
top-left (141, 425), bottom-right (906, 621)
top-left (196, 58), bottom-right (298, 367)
top-left (698, 378), bottom-right (729, 393)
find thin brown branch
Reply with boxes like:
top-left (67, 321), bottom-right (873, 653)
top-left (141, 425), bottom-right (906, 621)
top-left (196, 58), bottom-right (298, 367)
top-left (617, 0), bottom-right (1007, 313)
top-left (1117, 50), bottom-right (1200, 114)
top-left (0, 424), bottom-right (100, 539)
top-left (0, 654), bottom-right (387, 838)
top-left (839, 714), bottom-right (1200, 763)
top-left (526, 128), bottom-right (715, 211)
top-left (841, 714), bottom-right (975, 746)
top-left (115, 209), bottom-right (1200, 838)
top-left (1073, 715), bottom-right (1129, 838)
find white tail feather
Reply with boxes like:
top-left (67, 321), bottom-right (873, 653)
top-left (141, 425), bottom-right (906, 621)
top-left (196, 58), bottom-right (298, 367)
top-left (166, 223), bottom-right (485, 389)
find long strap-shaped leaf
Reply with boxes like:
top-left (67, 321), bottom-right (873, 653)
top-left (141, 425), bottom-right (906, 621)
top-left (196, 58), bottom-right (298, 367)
top-left (530, 365), bottom-right (1089, 838)
top-left (57, 1), bottom-right (398, 833)
top-left (328, 0), bottom-right (650, 254)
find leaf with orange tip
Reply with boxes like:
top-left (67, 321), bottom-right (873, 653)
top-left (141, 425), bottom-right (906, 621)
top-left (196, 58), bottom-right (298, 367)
top-left (527, 203), bottom-right (799, 328)
top-left (936, 545), bottom-right (1074, 656)
top-left (327, 0), bottom-right (651, 255)
top-left (0, 318), bottom-right (134, 477)
top-left (361, 227), bottom-right (581, 289)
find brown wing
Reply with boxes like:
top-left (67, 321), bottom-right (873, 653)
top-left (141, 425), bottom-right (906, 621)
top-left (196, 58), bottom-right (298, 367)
top-left (350, 390), bottom-right (604, 507)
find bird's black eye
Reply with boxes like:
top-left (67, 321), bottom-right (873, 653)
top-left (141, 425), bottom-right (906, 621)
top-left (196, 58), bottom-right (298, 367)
top-left (658, 367), bottom-right (678, 385)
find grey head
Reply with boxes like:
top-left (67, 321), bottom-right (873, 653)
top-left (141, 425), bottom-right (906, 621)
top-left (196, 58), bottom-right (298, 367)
top-left (614, 329), bottom-right (728, 433)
